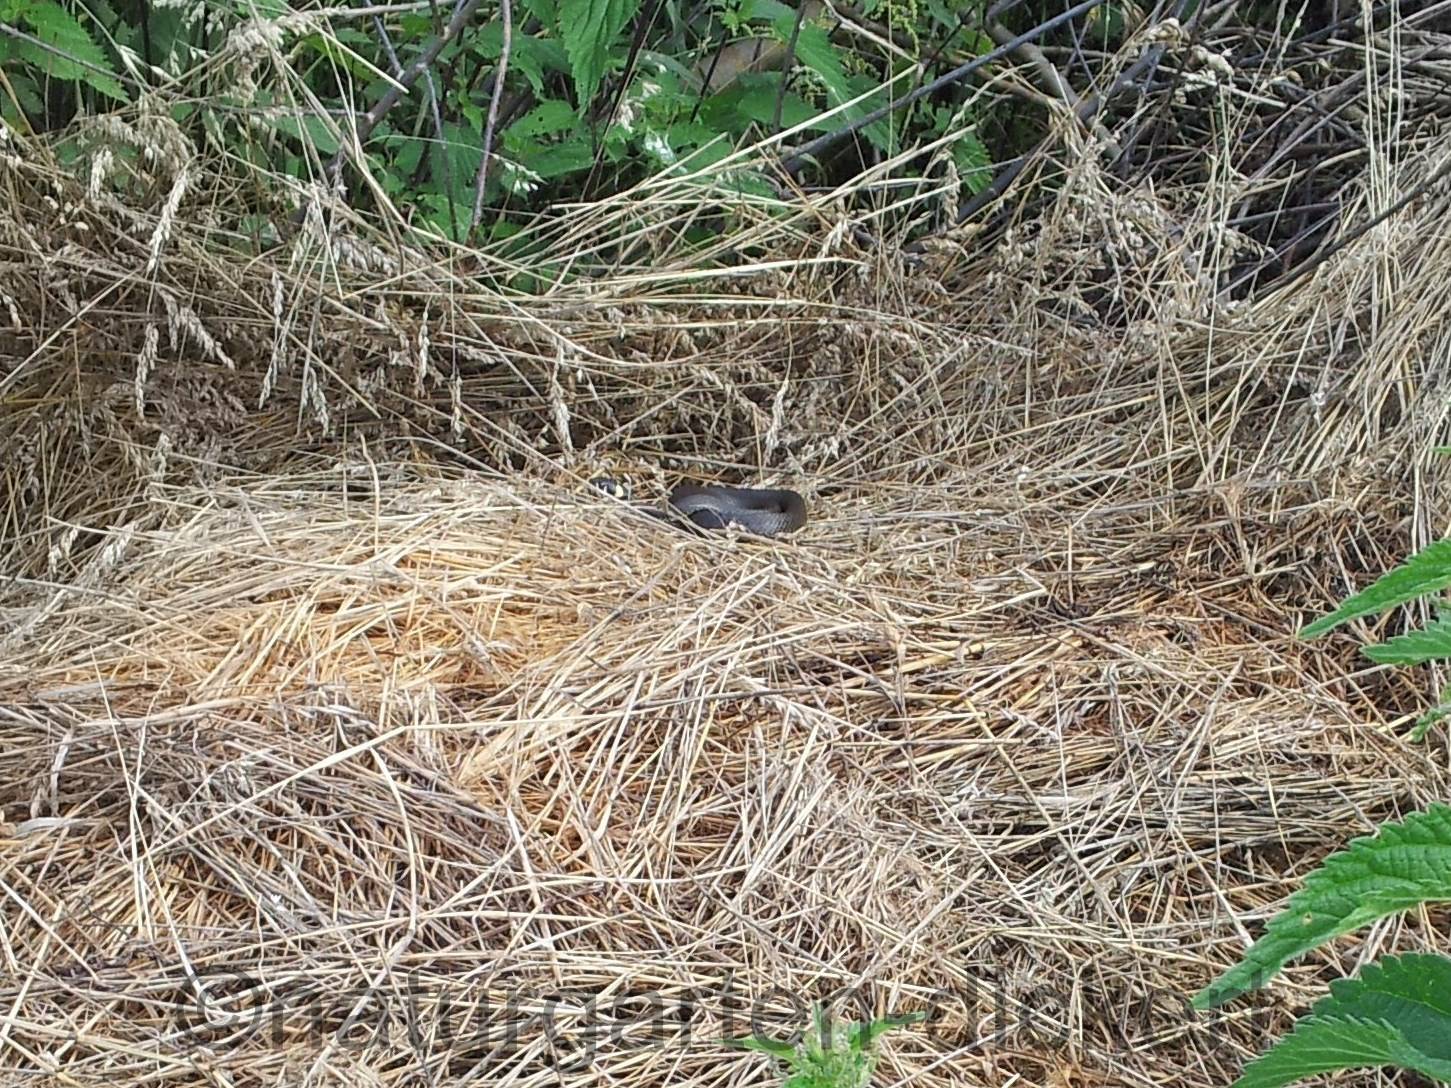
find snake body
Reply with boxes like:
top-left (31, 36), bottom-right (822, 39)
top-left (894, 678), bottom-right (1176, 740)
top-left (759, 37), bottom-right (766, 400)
top-left (592, 479), bottom-right (807, 537)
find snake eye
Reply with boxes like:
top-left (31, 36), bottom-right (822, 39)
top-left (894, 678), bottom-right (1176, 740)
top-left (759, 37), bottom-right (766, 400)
top-left (589, 477), bottom-right (630, 500)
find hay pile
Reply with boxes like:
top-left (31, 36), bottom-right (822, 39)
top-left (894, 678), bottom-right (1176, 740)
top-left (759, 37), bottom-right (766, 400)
top-left (5, 26), bottom-right (1451, 1088)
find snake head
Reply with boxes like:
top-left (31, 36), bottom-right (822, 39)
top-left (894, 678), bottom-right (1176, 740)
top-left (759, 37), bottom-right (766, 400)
top-left (589, 477), bottom-right (631, 500)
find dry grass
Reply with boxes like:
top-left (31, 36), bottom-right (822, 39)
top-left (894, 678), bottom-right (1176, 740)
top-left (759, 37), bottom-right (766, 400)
top-left (5, 15), bottom-right (1451, 1088)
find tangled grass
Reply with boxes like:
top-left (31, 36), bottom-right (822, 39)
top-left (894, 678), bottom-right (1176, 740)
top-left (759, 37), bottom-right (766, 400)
top-left (5, 9), bottom-right (1451, 1087)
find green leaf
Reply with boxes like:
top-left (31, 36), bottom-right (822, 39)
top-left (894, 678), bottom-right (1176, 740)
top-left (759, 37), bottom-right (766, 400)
top-left (558, 0), bottom-right (642, 108)
top-left (733, 83), bottom-right (825, 130)
top-left (427, 120), bottom-right (484, 195)
top-left (1411, 684), bottom-right (1451, 741)
top-left (1300, 538), bottom-right (1451, 639)
top-left (1230, 954), bottom-right (1451, 1088)
top-left (519, 0), bottom-right (559, 26)
top-left (512, 137), bottom-right (594, 179)
top-left (382, 132), bottom-right (427, 177)
top-left (1, 67), bottom-right (44, 118)
top-left (663, 120), bottom-right (719, 148)
top-left (14, 0), bottom-right (126, 100)
top-left (949, 128), bottom-right (991, 194)
top-left (777, 17), bottom-right (895, 155)
top-left (725, 1034), bottom-right (799, 1060)
top-left (738, 0), bottom-right (797, 22)
top-left (1193, 804), bottom-right (1451, 1009)
top-left (509, 99), bottom-right (579, 138)
top-left (475, 23), bottom-right (569, 95)
top-left (259, 112), bottom-right (341, 155)
top-left (1362, 612), bottom-right (1451, 664)
top-left (848, 1012), bottom-right (925, 1050)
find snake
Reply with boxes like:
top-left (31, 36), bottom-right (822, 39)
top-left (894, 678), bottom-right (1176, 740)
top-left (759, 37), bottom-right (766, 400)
top-left (591, 478), bottom-right (807, 537)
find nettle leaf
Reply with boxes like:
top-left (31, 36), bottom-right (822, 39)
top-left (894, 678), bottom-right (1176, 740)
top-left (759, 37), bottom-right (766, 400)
top-left (375, 130), bottom-right (428, 182)
top-left (1193, 804), bottom-right (1451, 1009)
top-left (558, 0), bottom-right (643, 108)
top-left (1300, 537), bottom-right (1451, 639)
top-left (512, 137), bottom-right (594, 179)
top-left (16, 0), bottom-right (126, 100)
top-left (1230, 954), bottom-right (1451, 1088)
top-left (949, 128), bottom-right (991, 194)
top-left (778, 16), bottom-right (895, 155)
top-left (1362, 612), bottom-right (1451, 665)
top-left (261, 112), bottom-right (341, 155)
top-left (428, 120), bottom-right (484, 193)
top-left (733, 83), bottom-right (825, 130)
top-left (519, 0), bottom-right (559, 26)
top-left (737, 0), bottom-right (797, 22)
top-left (665, 120), bottom-right (718, 147)
top-left (0, 63), bottom-right (44, 118)
top-left (476, 24), bottom-right (569, 96)
top-left (509, 99), bottom-right (580, 139)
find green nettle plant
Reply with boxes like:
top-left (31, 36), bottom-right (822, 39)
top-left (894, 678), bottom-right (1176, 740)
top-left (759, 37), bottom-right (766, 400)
top-left (0, 0), bottom-right (993, 250)
top-left (1193, 535), bottom-right (1451, 1087)
top-left (0, 0), bottom-right (127, 118)
top-left (728, 1003), bottom-right (924, 1088)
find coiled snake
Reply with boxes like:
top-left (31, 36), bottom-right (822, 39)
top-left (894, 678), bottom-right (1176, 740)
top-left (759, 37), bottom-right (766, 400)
top-left (591, 478), bottom-right (807, 537)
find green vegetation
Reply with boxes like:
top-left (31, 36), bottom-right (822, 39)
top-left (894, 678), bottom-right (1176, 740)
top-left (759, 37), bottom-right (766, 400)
top-left (727, 1003), bottom-right (925, 1088)
top-left (1195, 534), bottom-right (1451, 1086)
top-left (0, 0), bottom-right (995, 250)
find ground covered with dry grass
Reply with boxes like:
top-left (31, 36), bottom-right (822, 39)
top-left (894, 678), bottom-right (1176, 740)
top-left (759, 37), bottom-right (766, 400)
top-left (5, 27), bottom-right (1451, 1088)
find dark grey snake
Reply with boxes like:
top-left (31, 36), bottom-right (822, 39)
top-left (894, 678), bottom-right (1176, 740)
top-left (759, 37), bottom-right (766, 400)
top-left (591, 478), bottom-right (807, 537)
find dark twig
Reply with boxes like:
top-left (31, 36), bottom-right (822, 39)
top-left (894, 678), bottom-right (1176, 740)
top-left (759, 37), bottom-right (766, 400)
top-left (773, 1), bottom-right (812, 137)
top-left (950, 44), bottom-right (1165, 229)
top-left (582, 0), bottom-right (668, 200)
top-left (983, 20), bottom-right (1082, 109)
top-left (0, 21), bottom-right (152, 92)
top-left (320, 0), bottom-right (486, 189)
top-left (1230, 150), bottom-right (1451, 297)
top-left (374, 14), bottom-right (458, 238)
top-left (776, 0), bottom-right (1108, 176)
top-left (472, 0), bottom-right (511, 229)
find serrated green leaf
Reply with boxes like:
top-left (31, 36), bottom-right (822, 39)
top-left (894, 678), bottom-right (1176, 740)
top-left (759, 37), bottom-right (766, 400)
top-left (1362, 612), bottom-right (1451, 664)
top-left (15, 0), bottom-right (126, 100)
top-left (950, 129), bottom-right (991, 194)
top-left (476, 24), bottom-right (569, 96)
top-left (1230, 954), bottom-right (1451, 1088)
top-left (427, 120), bottom-right (484, 193)
top-left (2, 67), bottom-right (44, 117)
top-left (383, 132), bottom-right (427, 177)
top-left (1193, 804), bottom-right (1451, 1009)
top-left (777, 16), bottom-right (895, 155)
top-left (1300, 538), bottom-right (1451, 639)
top-left (558, 0), bottom-right (642, 108)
